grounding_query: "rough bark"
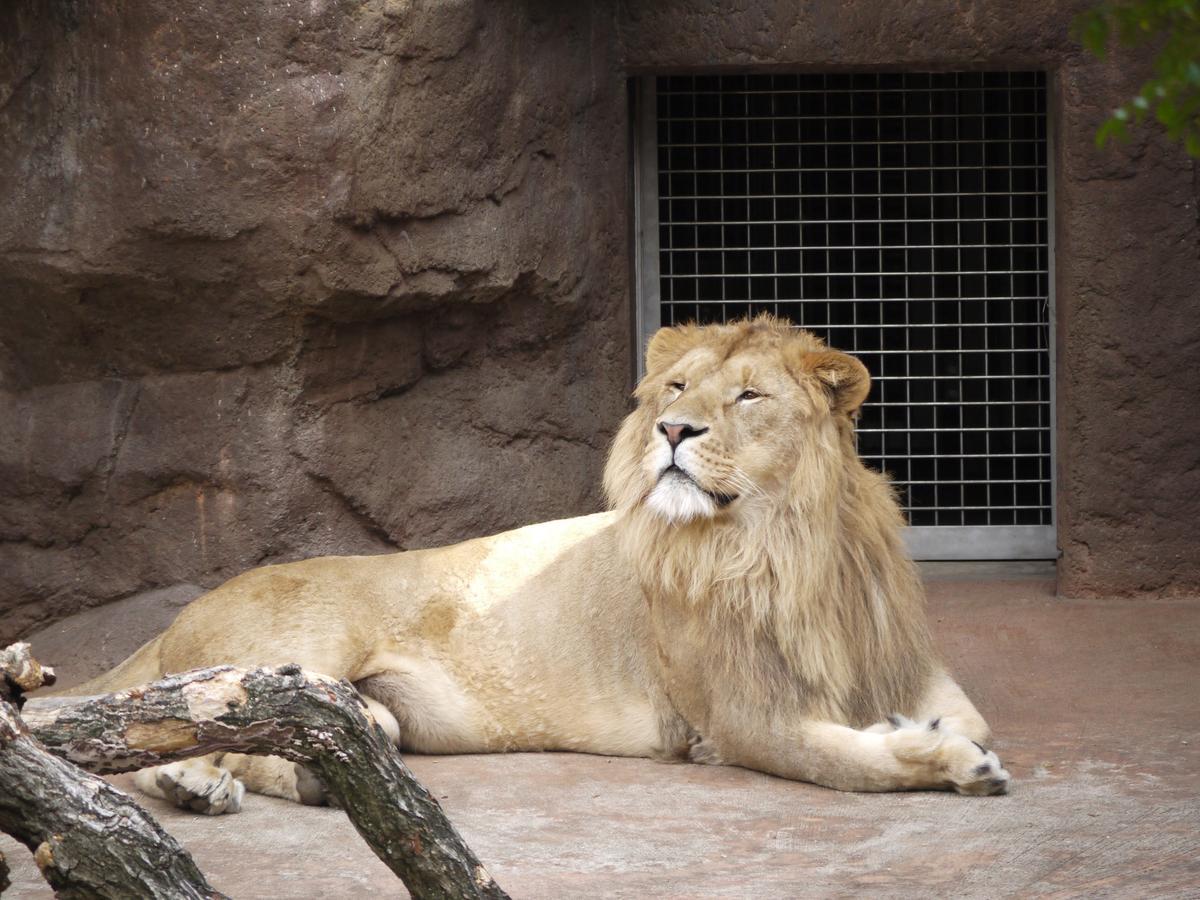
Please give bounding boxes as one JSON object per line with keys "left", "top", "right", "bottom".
{"left": 24, "top": 664, "right": 509, "bottom": 900}
{"left": 0, "top": 848, "right": 10, "bottom": 895}
{"left": 0, "top": 699, "right": 225, "bottom": 899}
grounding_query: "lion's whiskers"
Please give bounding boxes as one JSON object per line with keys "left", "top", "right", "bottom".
{"left": 708, "top": 461, "right": 764, "bottom": 502}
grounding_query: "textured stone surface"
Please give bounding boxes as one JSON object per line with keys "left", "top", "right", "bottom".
{"left": 1053, "top": 59, "right": 1200, "bottom": 597}
{"left": 7, "top": 572, "right": 1200, "bottom": 898}
{"left": 0, "top": 1, "right": 630, "bottom": 641}
{"left": 2, "top": 0, "right": 1199, "bottom": 641}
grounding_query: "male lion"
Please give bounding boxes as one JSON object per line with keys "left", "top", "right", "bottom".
{"left": 66, "top": 316, "right": 1009, "bottom": 813}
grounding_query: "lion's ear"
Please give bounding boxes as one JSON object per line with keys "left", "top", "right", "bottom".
{"left": 802, "top": 350, "right": 871, "bottom": 415}
{"left": 644, "top": 325, "right": 705, "bottom": 375}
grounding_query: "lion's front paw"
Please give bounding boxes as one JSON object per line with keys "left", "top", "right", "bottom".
{"left": 686, "top": 732, "right": 725, "bottom": 766}
{"left": 886, "top": 717, "right": 1010, "bottom": 796}
{"left": 946, "top": 739, "right": 1010, "bottom": 796}
{"left": 155, "top": 761, "right": 246, "bottom": 815}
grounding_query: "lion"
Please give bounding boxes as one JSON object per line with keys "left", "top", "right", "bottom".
{"left": 62, "top": 316, "right": 1009, "bottom": 814}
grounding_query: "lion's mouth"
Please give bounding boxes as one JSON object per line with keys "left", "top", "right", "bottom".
{"left": 662, "top": 464, "right": 739, "bottom": 508}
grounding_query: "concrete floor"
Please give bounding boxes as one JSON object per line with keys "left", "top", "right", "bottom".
{"left": 4, "top": 569, "right": 1200, "bottom": 898}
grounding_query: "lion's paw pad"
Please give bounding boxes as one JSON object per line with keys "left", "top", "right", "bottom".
{"left": 156, "top": 763, "right": 245, "bottom": 815}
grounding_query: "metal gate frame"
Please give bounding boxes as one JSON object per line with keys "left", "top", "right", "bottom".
{"left": 631, "top": 75, "right": 1058, "bottom": 561}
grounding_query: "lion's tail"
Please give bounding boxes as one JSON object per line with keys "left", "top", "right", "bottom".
{"left": 56, "top": 634, "right": 166, "bottom": 697}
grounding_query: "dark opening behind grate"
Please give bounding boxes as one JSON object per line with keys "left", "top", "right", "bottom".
{"left": 654, "top": 72, "right": 1052, "bottom": 527}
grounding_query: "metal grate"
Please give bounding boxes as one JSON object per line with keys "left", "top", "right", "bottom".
{"left": 640, "top": 72, "right": 1054, "bottom": 554}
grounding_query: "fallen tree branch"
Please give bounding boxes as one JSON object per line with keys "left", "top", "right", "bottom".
{"left": 24, "top": 664, "right": 509, "bottom": 900}
{"left": 0, "top": 698, "right": 225, "bottom": 899}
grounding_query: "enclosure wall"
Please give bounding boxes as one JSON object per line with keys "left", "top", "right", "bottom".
{"left": 2, "top": 1, "right": 1197, "bottom": 640}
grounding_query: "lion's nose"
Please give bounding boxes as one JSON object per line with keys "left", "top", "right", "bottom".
{"left": 658, "top": 421, "right": 709, "bottom": 448}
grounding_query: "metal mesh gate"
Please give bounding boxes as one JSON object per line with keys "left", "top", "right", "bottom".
{"left": 634, "top": 72, "right": 1055, "bottom": 559}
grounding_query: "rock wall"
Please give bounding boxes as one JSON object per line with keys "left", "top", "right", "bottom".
{"left": 2, "top": 1, "right": 1198, "bottom": 641}
{"left": 0, "top": 1, "right": 631, "bottom": 642}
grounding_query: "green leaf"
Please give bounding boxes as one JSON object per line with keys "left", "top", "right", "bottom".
{"left": 1096, "top": 117, "right": 1131, "bottom": 146}
{"left": 1156, "top": 96, "right": 1179, "bottom": 126}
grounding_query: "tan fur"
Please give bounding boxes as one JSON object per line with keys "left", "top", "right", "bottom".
{"left": 607, "top": 317, "right": 932, "bottom": 726}
{"left": 68, "top": 316, "right": 1008, "bottom": 811}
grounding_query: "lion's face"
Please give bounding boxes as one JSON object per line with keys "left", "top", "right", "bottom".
{"left": 641, "top": 341, "right": 820, "bottom": 523}
{"left": 604, "top": 317, "right": 871, "bottom": 524}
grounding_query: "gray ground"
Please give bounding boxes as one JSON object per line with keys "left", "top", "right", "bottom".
{"left": 4, "top": 566, "right": 1199, "bottom": 898}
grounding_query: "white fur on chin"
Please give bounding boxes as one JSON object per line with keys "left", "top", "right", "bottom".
{"left": 646, "top": 475, "right": 718, "bottom": 524}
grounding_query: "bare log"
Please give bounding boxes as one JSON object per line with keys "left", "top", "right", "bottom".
{"left": 0, "top": 698, "right": 226, "bottom": 899}
{"left": 24, "top": 664, "right": 510, "bottom": 900}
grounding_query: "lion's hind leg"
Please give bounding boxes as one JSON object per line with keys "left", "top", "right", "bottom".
{"left": 131, "top": 692, "right": 403, "bottom": 813}
{"left": 220, "top": 753, "right": 343, "bottom": 806}
{"left": 361, "top": 695, "right": 402, "bottom": 745}
{"left": 134, "top": 755, "right": 246, "bottom": 815}
{"left": 136, "top": 754, "right": 337, "bottom": 812}
{"left": 355, "top": 658, "right": 486, "bottom": 753}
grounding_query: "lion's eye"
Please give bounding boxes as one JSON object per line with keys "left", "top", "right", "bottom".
{"left": 737, "top": 389, "right": 761, "bottom": 402}
{"left": 668, "top": 382, "right": 686, "bottom": 392}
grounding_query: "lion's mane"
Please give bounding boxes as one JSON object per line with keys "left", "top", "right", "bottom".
{"left": 602, "top": 317, "right": 936, "bottom": 727}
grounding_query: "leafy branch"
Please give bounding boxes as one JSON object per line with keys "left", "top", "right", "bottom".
{"left": 1074, "top": 0, "right": 1200, "bottom": 156}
